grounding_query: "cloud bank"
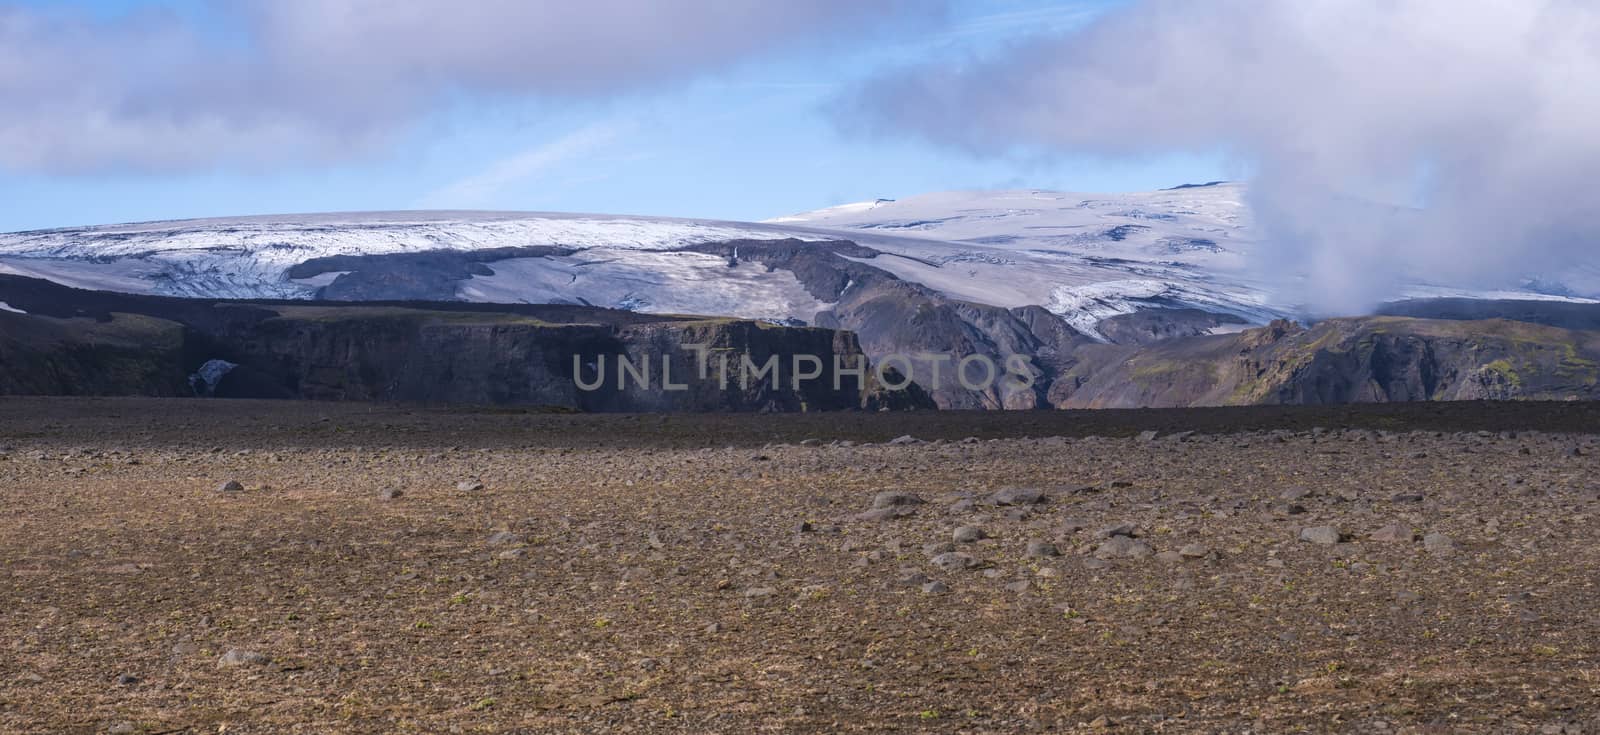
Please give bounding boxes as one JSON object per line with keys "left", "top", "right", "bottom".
{"left": 841, "top": 0, "right": 1600, "bottom": 313}
{"left": 0, "top": 0, "right": 937, "bottom": 173}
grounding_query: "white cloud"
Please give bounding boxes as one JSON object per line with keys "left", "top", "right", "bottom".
{"left": 0, "top": 0, "right": 940, "bottom": 173}
{"left": 841, "top": 0, "right": 1600, "bottom": 313}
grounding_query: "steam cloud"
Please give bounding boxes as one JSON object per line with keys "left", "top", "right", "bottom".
{"left": 840, "top": 0, "right": 1600, "bottom": 313}
{"left": 0, "top": 0, "right": 936, "bottom": 173}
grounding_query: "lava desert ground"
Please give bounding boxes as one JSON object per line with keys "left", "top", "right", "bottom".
{"left": 2, "top": 398, "right": 1600, "bottom": 733}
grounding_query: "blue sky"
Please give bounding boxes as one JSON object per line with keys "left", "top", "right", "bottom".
{"left": 0, "top": 0, "right": 1228, "bottom": 231}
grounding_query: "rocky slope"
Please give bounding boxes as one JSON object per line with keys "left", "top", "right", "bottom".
{"left": 1054, "top": 317, "right": 1600, "bottom": 408}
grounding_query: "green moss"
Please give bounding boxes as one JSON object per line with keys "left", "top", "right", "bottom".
{"left": 1482, "top": 359, "right": 1523, "bottom": 387}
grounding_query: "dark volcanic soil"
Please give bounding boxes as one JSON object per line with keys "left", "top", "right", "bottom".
{"left": 2, "top": 399, "right": 1599, "bottom": 733}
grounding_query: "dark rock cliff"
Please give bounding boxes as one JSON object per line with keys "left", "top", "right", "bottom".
{"left": 0, "top": 275, "right": 927, "bottom": 411}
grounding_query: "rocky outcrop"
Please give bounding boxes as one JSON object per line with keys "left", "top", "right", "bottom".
{"left": 1053, "top": 317, "right": 1600, "bottom": 408}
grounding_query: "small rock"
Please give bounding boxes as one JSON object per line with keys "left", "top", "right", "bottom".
{"left": 1369, "top": 524, "right": 1415, "bottom": 543}
{"left": 887, "top": 435, "right": 921, "bottom": 446}
{"left": 1057, "top": 519, "right": 1089, "bottom": 535}
{"left": 895, "top": 570, "right": 931, "bottom": 587}
{"left": 1096, "top": 523, "right": 1143, "bottom": 539}
{"left": 1390, "top": 492, "right": 1425, "bottom": 503}
{"left": 952, "top": 525, "right": 988, "bottom": 543}
{"left": 923, "top": 541, "right": 957, "bottom": 556}
{"left": 1279, "top": 486, "right": 1314, "bottom": 501}
{"left": 1178, "top": 543, "right": 1210, "bottom": 559}
{"left": 1298, "top": 526, "right": 1343, "bottom": 546}
{"left": 1003, "top": 580, "right": 1031, "bottom": 593}
{"left": 1025, "top": 540, "right": 1060, "bottom": 558}
{"left": 218, "top": 649, "right": 270, "bottom": 668}
{"left": 1093, "top": 536, "right": 1153, "bottom": 559}
{"left": 794, "top": 521, "right": 815, "bottom": 533}
{"left": 1422, "top": 532, "right": 1458, "bottom": 555}
{"left": 989, "top": 487, "right": 1046, "bottom": 506}
{"left": 457, "top": 480, "right": 485, "bottom": 492}
{"left": 1136, "top": 430, "right": 1159, "bottom": 442}
{"left": 930, "top": 551, "right": 978, "bottom": 572}
{"left": 379, "top": 487, "right": 404, "bottom": 500}
{"left": 855, "top": 507, "right": 914, "bottom": 522}
{"left": 921, "top": 581, "right": 950, "bottom": 594}
{"left": 215, "top": 480, "right": 244, "bottom": 493}
{"left": 496, "top": 548, "right": 526, "bottom": 560}
{"left": 1154, "top": 551, "right": 1184, "bottom": 564}
{"left": 743, "top": 586, "right": 777, "bottom": 599}
{"left": 871, "top": 491, "right": 926, "bottom": 510}
{"left": 115, "top": 674, "right": 139, "bottom": 686}
{"left": 486, "top": 531, "right": 522, "bottom": 546}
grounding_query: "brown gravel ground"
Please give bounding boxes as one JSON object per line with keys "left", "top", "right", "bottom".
{"left": 2, "top": 398, "right": 1600, "bottom": 733}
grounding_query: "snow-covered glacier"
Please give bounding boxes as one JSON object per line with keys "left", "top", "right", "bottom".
{"left": 0, "top": 183, "right": 1591, "bottom": 336}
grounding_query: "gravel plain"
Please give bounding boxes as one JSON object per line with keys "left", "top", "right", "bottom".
{"left": 2, "top": 398, "right": 1599, "bottom": 733}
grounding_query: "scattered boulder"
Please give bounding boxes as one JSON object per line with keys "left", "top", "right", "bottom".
{"left": 486, "top": 531, "right": 522, "bottom": 546}
{"left": 1279, "top": 486, "right": 1313, "bottom": 501}
{"left": 1096, "top": 523, "right": 1143, "bottom": 539}
{"left": 218, "top": 649, "right": 270, "bottom": 668}
{"left": 952, "top": 525, "right": 988, "bottom": 543}
{"left": 1178, "top": 543, "right": 1210, "bottom": 559}
{"left": 894, "top": 570, "right": 930, "bottom": 587}
{"left": 921, "top": 581, "right": 950, "bottom": 594}
{"left": 1369, "top": 524, "right": 1416, "bottom": 543}
{"left": 931, "top": 551, "right": 978, "bottom": 572}
{"left": 871, "top": 491, "right": 926, "bottom": 510}
{"left": 1093, "top": 536, "right": 1153, "bottom": 559}
{"left": 1298, "top": 526, "right": 1343, "bottom": 546}
{"left": 215, "top": 480, "right": 244, "bottom": 494}
{"left": 1025, "top": 540, "right": 1061, "bottom": 558}
{"left": 855, "top": 507, "right": 915, "bottom": 522}
{"left": 1423, "top": 532, "right": 1459, "bottom": 555}
{"left": 989, "top": 487, "right": 1046, "bottom": 506}
{"left": 887, "top": 435, "right": 922, "bottom": 446}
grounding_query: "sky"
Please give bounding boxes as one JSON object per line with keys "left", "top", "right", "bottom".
{"left": 0, "top": 0, "right": 1229, "bottom": 232}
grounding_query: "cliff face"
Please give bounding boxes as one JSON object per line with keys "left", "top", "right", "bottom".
{"left": 0, "top": 276, "right": 925, "bottom": 411}
{"left": 1053, "top": 317, "right": 1600, "bottom": 408}
{"left": 0, "top": 312, "right": 192, "bottom": 397}
{"left": 212, "top": 310, "right": 910, "bottom": 411}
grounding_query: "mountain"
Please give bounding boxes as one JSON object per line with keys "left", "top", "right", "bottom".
{"left": 2, "top": 184, "right": 1596, "bottom": 408}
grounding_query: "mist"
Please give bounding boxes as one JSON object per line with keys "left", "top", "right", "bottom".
{"left": 839, "top": 0, "right": 1600, "bottom": 314}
